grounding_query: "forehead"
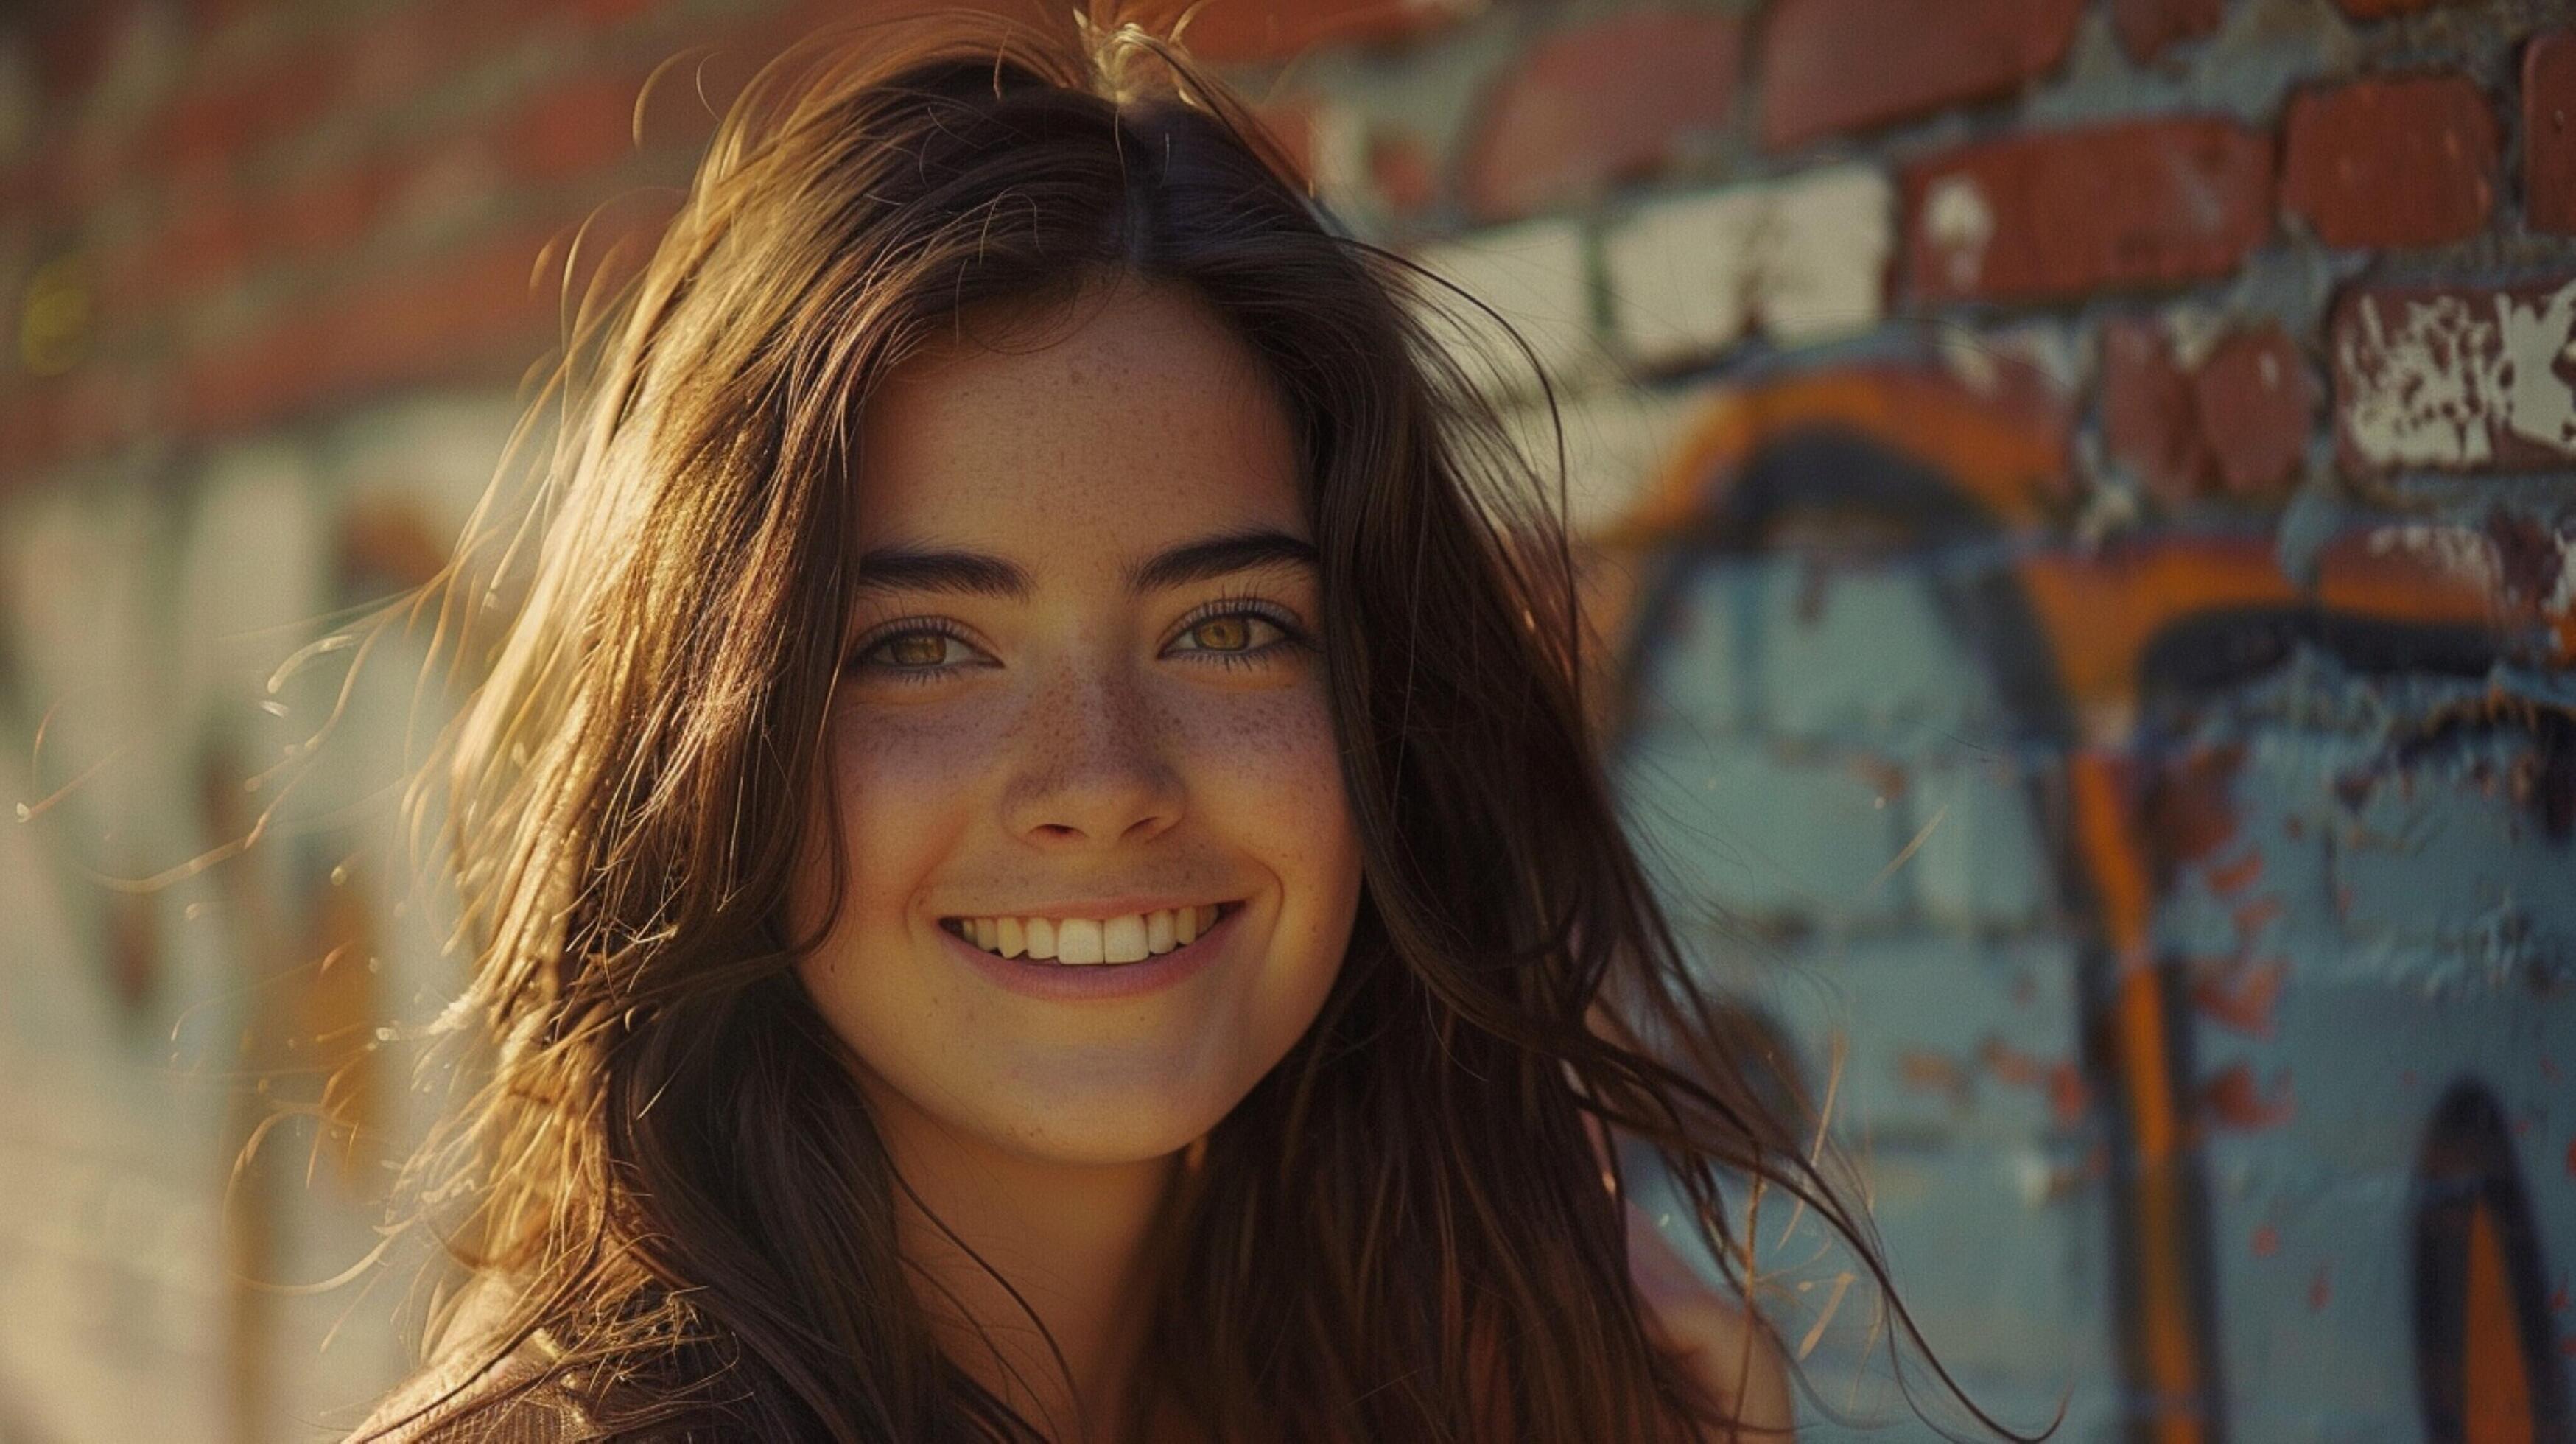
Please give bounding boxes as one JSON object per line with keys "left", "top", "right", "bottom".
{"left": 853, "top": 281, "right": 1306, "bottom": 550}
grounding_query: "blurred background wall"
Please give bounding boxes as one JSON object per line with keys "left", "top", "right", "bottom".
{"left": 2, "top": 0, "right": 2572, "bottom": 1439}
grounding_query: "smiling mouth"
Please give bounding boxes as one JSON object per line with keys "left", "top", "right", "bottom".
{"left": 939, "top": 902, "right": 1241, "bottom": 965}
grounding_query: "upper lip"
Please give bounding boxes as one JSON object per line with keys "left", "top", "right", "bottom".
{"left": 938, "top": 895, "right": 1240, "bottom": 923}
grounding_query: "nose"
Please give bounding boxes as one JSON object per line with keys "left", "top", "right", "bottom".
{"left": 1003, "top": 656, "right": 1184, "bottom": 849}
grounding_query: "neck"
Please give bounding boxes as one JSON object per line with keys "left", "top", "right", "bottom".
{"left": 860, "top": 1074, "right": 1189, "bottom": 1443}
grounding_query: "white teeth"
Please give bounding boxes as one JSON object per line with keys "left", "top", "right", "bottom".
{"left": 1057, "top": 917, "right": 1105, "bottom": 964}
{"left": 1103, "top": 914, "right": 1149, "bottom": 964}
{"left": 951, "top": 905, "right": 1228, "bottom": 964}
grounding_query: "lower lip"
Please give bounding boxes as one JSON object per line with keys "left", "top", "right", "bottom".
{"left": 939, "top": 905, "right": 1243, "bottom": 1002}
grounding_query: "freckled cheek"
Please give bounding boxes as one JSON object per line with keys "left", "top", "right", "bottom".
{"left": 1171, "top": 686, "right": 1356, "bottom": 877}
{"left": 827, "top": 707, "right": 1003, "bottom": 919}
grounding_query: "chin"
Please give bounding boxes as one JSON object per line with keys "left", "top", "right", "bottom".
{"left": 1002, "top": 1124, "right": 1206, "bottom": 1169}
{"left": 799, "top": 898, "right": 1351, "bottom": 1174}
{"left": 973, "top": 1074, "right": 1241, "bottom": 1167}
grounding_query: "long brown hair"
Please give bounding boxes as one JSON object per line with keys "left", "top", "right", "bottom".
{"left": 353, "top": 7, "right": 2051, "bottom": 1440}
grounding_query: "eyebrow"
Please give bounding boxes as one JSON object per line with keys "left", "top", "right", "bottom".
{"left": 851, "top": 525, "right": 1319, "bottom": 602}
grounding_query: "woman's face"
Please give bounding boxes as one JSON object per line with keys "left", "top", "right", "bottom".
{"left": 790, "top": 278, "right": 1366, "bottom": 1168}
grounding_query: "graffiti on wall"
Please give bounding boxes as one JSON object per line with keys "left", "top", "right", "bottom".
{"left": 1593, "top": 363, "right": 2575, "bottom": 1441}
{"left": 0, "top": 421, "right": 494, "bottom": 1436}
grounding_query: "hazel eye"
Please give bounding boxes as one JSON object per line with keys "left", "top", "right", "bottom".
{"left": 879, "top": 632, "right": 954, "bottom": 668}
{"left": 1171, "top": 609, "right": 1296, "bottom": 658}
{"left": 846, "top": 620, "right": 988, "bottom": 685}
{"left": 1185, "top": 615, "right": 1260, "bottom": 652}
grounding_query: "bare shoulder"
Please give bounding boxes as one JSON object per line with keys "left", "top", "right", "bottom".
{"left": 1649, "top": 1282, "right": 1795, "bottom": 1440}
{"left": 1625, "top": 1203, "right": 1796, "bottom": 1440}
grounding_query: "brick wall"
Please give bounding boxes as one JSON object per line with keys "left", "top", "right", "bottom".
{"left": 1349, "top": 0, "right": 2575, "bottom": 1437}
{"left": 4, "top": 0, "right": 2573, "bottom": 1440}
{"left": 0, "top": 5, "right": 860, "bottom": 1437}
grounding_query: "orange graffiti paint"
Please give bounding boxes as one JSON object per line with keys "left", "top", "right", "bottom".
{"left": 2463, "top": 1203, "right": 2535, "bottom": 1444}
{"left": 2071, "top": 751, "right": 2205, "bottom": 1444}
{"left": 1599, "top": 366, "right": 2071, "bottom": 548}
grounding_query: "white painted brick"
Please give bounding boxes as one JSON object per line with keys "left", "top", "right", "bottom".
{"left": 0, "top": 484, "right": 192, "bottom": 883}
{"left": 1602, "top": 186, "right": 1762, "bottom": 368}
{"left": 2336, "top": 278, "right": 2576, "bottom": 469}
{"left": 1601, "top": 165, "right": 1892, "bottom": 369}
{"left": 324, "top": 390, "right": 530, "bottom": 553}
{"left": 1756, "top": 164, "right": 1892, "bottom": 346}
{"left": 179, "top": 444, "right": 329, "bottom": 647}
{"left": 1, "top": 486, "right": 161, "bottom": 736}
{"left": 1406, "top": 216, "right": 1607, "bottom": 400}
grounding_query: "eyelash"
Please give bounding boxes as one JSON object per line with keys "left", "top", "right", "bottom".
{"left": 846, "top": 592, "right": 1311, "bottom": 687}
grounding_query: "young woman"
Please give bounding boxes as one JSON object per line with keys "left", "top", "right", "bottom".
{"left": 346, "top": 7, "right": 2032, "bottom": 1440}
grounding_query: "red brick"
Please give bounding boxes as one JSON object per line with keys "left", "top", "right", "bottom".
{"left": 178, "top": 317, "right": 319, "bottom": 437}
{"left": 155, "top": 82, "right": 264, "bottom": 183}
{"left": 1368, "top": 128, "right": 1439, "bottom": 218}
{"left": 152, "top": 189, "right": 263, "bottom": 305}
{"left": 1758, "top": 0, "right": 2082, "bottom": 152}
{"left": 154, "top": 57, "right": 342, "bottom": 188}
{"left": 2331, "top": 276, "right": 2576, "bottom": 474}
{"left": 137, "top": 139, "right": 499, "bottom": 320}
{"left": 0, "top": 153, "right": 65, "bottom": 228}
{"left": 2526, "top": 32, "right": 2576, "bottom": 236}
{"left": 1903, "top": 118, "right": 2273, "bottom": 304}
{"left": 316, "top": 0, "right": 575, "bottom": 135}
{"left": 1461, "top": 10, "right": 1741, "bottom": 222}
{"left": 29, "top": 4, "right": 125, "bottom": 105}
{"left": 801, "top": 0, "right": 1120, "bottom": 35}
{"left": 267, "top": 157, "right": 402, "bottom": 260}
{"left": 180, "top": 0, "right": 263, "bottom": 32}
{"left": 2102, "top": 318, "right": 2208, "bottom": 505}
{"left": 1156, "top": 0, "right": 1471, "bottom": 66}
{"left": 2105, "top": 318, "right": 2316, "bottom": 500}
{"left": 0, "top": 169, "right": 29, "bottom": 238}
{"left": 51, "top": 135, "right": 132, "bottom": 222}
{"left": 342, "top": 242, "right": 551, "bottom": 376}
{"left": 2193, "top": 325, "right": 2314, "bottom": 496}
{"left": 558, "top": 0, "right": 657, "bottom": 25}
{"left": 504, "top": 69, "right": 646, "bottom": 185}
{"left": 363, "top": 0, "right": 553, "bottom": 96}
{"left": 179, "top": 225, "right": 562, "bottom": 435}
{"left": 338, "top": 7, "right": 455, "bottom": 105}
{"left": 2112, "top": 0, "right": 2221, "bottom": 63}
{"left": 152, "top": 0, "right": 555, "bottom": 189}
{"left": 2282, "top": 73, "right": 2498, "bottom": 249}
